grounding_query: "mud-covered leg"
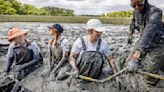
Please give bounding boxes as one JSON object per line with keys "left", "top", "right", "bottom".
{"left": 142, "top": 50, "right": 164, "bottom": 86}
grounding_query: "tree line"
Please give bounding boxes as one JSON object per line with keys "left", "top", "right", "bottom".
{"left": 102, "top": 10, "right": 133, "bottom": 18}
{"left": 0, "top": 0, "right": 74, "bottom": 16}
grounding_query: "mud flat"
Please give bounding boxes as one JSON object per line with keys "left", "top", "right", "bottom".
{"left": 0, "top": 22, "right": 163, "bottom": 92}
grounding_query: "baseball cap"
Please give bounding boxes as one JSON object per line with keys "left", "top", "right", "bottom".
{"left": 86, "top": 19, "right": 105, "bottom": 32}
{"left": 48, "top": 24, "right": 64, "bottom": 33}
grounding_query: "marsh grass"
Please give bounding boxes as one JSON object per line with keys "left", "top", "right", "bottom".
{"left": 0, "top": 15, "right": 163, "bottom": 25}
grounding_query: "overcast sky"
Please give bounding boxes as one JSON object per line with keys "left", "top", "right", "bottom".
{"left": 16, "top": 0, "right": 164, "bottom": 15}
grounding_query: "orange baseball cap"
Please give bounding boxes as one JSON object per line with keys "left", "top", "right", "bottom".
{"left": 8, "top": 27, "right": 27, "bottom": 42}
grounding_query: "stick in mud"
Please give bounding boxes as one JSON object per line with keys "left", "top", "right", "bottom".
{"left": 101, "top": 68, "right": 127, "bottom": 83}
{"left": 137, "top": 70, "right": 164, "bottom": 80}
{"left": 66, "top": 68, "right": 127, "bottom": 83}
{"left": 67, "top": 67, "right": 164, "bottom": 84}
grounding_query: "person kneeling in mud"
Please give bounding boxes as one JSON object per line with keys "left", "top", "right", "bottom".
{"left": 70, "top": 19, "right": 117, "bottom": 81}
{"left": 42, "top": 24, "right": 71, "bottom": 81}
{"left": 4, "top": 28, "right": 43, "bottom": 81}
{"left": 126, "top": 0, "right": 164, "bottom": 86}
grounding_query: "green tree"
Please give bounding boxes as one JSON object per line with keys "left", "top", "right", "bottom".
{"left": 38, "top": 8, "right": 49, "bottom": 15}
{"left": 0, "top": 1, "right": 17, "bottom": 14}
{"left": 23, "top": 4, "right": 39, "bottom": 15}
{"left": 102, "top": 10, "right": 133, "bottom": 18}
{"left": 42, "top": 7, "right": 74, "bottom": 16}
{"left": 0, "top": 0, "right": 75, "bottom": 16}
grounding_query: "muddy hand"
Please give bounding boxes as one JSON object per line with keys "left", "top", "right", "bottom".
{"left": 127, "top": 58, "right": 139, "bottom": 72}
{"left": 71, "top": 69, "right": 79, "bottom": 78}
{"left": 15, "top": 65, "right": 24, "bottom": 72}
{"left": 1, "top": 71, "right": 9, "bottom": 78}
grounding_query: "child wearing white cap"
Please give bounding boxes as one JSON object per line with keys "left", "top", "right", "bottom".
{"left": 69, "top": 19, "right": 117, "bottom": 80}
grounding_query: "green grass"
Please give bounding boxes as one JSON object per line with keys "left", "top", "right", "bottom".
{"left": 0, "top": 15, "right": 132, "bottom": 25}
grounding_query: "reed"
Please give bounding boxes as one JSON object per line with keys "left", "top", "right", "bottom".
{"left": 2, "top": 15, "right": 164, "bottom": 25}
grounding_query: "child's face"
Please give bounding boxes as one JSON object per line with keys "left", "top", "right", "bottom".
{"left": 14, "top": 35, "right": 26, "bottom": 44}
{"left": 49, "top": 28, "right": 59, "bottom": 35}
{"left": 91, "top": 29, "right": 102, "bottom": 40}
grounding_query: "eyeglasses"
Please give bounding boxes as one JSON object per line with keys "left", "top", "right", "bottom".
{"left": 131, "top": 3, "right": 144, "bottom": 8}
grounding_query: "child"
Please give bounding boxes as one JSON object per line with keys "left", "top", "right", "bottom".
{"left": 42, "top": 24, "right": 71, "bottom": 80}
{"left": 4, "top": 27, "right": 43, "bottom": 80}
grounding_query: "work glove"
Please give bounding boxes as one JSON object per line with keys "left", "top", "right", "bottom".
{"left": 127, "top": 57, "right": 139, "bottom": 72}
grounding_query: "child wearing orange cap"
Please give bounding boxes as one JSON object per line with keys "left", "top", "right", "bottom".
{"left": 4, "top": 27, "right": 43, "bottom": 80}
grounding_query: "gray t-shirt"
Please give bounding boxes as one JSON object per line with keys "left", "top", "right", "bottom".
{"left": 7, "top": 42, "right": 41, "bottom": 59}
{"left": 71, "top": 36, "right": 112, "bottom": 57}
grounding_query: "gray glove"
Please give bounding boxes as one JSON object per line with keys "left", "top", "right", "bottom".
{"left": 127, "top": 58, "right": 139, "bottom": 72}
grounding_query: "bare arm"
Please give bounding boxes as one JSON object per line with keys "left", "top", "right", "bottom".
{"left": 48, "top": 40, "right": 53, "bottom": 68}
{"left": 107, "top": 55, "right": 117, "bottom": 73}
{"left": 16, "top": 42, "right": 43, "bottom": 71}
{"left": 48, "top": 47, "right": 53, "bottom": 68}
{"left": 51, "top": 50, "right": 68, "bottom": 74}
{"left": 69, "top": 52, "right": 78, "bottom": 69}
{"left": 5, "top": 44, "right": 14, "bottom": 73}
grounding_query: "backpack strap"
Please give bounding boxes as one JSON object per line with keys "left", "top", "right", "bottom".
{"left": 96, "top": 39, "right": 101, "bottom": 51}
{"left": 81, "top": 38, "right": 87, "bottom": 51}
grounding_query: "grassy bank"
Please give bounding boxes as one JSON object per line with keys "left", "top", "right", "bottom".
{"left": 0, "top": 15, "right": 131, "bottom": 25}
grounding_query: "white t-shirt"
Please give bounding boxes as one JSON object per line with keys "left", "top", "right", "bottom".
{"left": 49, "top": 37, "right": 70, "bottom": 52}
{"left": 71, "top": 36, "right": 112, "bottom": 57}
{"left": 59, "top": 38, "right": 70, "bottom": 51}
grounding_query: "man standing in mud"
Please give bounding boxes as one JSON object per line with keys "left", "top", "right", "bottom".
{"left": 127, "top": 0, "right": 164, "bottom": 85}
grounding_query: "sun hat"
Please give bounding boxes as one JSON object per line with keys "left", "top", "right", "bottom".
{"left": 86, "top": 19, "right": 105, "bottom": 32}
{"left": 8, "top": 27, "right": 27, "bottom": 42}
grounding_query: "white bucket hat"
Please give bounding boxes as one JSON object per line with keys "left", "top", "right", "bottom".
{"left": 86, "top": 19, "right": 105, "bottom": 32}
